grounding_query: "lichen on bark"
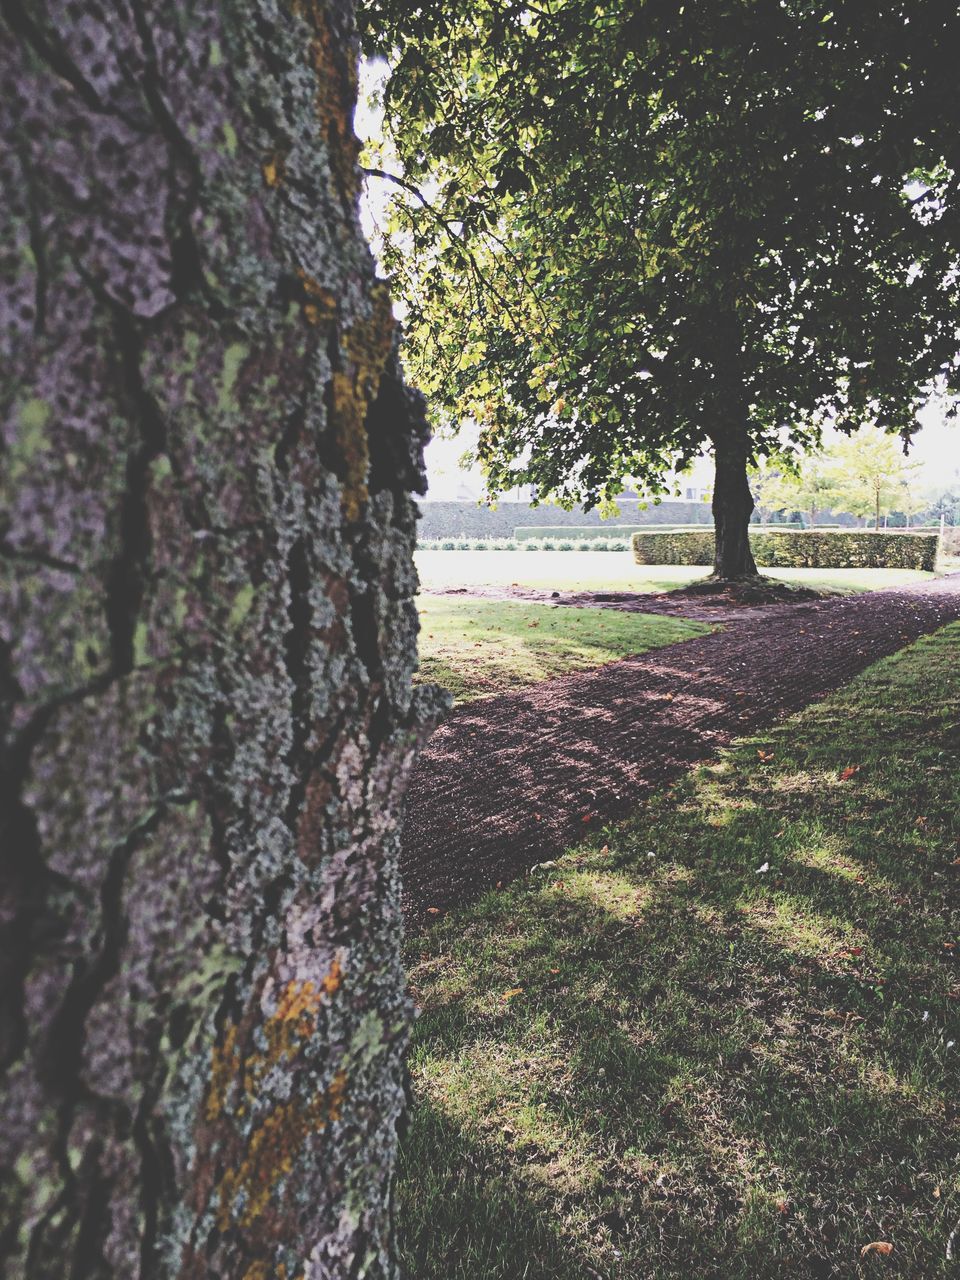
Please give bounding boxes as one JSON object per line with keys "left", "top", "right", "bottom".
{"left": 0, "top": 1, "right": 442, "bottom": 1276}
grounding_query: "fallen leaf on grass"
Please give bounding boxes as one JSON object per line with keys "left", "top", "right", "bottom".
{"left": 839, "top": 765, "right": 861, "bottom": 781}
{"left": 757, "top": 749, "right": 775, "bottom": 762}
{"left": 503, "top": 988, "right": 524, "bottom": 1001}
{"left": 426, "top": 907, "right": 441, "bottom": 916}
{"left": 859, "top": 1242, "right": 893, "bottom": 1258}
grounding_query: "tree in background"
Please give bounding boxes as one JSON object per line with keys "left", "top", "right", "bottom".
{"left": 751, "top": 457, "right": 836, "bottom": 527}
{"left": 359, "top": 0, "right": 960, "bottom": 580}
{"left": 0, "top": 1, "right": 440, "bottom": 1275}
{"left": 925, "top": 484, "right": 960, "bottom": 526}
{"left": 755, "top": 430, "right": 925, "bottom": 527}
{"left": 824, "top": 431, "right": 923, "bottom": 529}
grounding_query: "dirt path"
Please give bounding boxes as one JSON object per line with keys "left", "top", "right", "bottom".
{"left": 401, "top": 575, "right": 960, "bottom": 916}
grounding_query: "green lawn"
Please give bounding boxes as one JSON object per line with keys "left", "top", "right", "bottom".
{"left": 398, "top": 624, "right": 960, "bottom": 1279}
{"left": 416, "top": 548, "right": 937, "bottom": 596}
{"left": 417, "top": 598, "right": 710, "bottom": 702}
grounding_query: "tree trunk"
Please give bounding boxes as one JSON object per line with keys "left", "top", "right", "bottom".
{"left": 0, "top": 3, "right": 442, "bottom": 1276}
{"left": 710, "top": 426, "right": 759, "bottom": 579}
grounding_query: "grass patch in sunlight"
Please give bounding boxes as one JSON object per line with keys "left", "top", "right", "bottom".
{"left": 398, "top": 624, "right": 960, "bottom": 1279}
{"left": 415, "top": 548, "right": 937, "bottom": 595}
{"left": 416, "top": 598, "right": 710, "bottom": 702}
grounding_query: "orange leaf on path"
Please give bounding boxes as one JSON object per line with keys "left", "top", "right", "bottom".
{"left": 839, "top": 765, "right": 861, "bottom": 781}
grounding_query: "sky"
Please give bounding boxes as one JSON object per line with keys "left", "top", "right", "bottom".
{"left": 419, "top": 412, "right": 960, "bottom": 504}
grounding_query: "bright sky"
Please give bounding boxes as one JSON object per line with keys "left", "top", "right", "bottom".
{"left": 420, "top": 414, "right": 960, "bottom": 504}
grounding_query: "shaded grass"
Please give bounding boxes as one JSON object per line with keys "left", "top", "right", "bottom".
{"left": 415, "top": 549, "right": 938, "bottom": 595}
{"left": 416, "top": 598, "right": 710, "bottom": 702}
{"left": 398, "top": 625, "right": 960, "bottom": 1279}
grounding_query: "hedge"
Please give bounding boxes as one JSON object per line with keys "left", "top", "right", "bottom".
{"left": 516, "top": 522, "right": 800, "bottom": 542}
{"left": 631, "top": 529, "right": 939, "bottom": 571}
{"left": 417, "top": 535, "right": 634, "bottom": 552}
{"left": 515, "top": 524, "right": 693, "bottom": 542}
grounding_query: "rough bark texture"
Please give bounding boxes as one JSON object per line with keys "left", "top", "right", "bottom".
{"left": 0, "top": 2, "right": 441, "bottom": 1275}
{"left": 710, "top": 427, "right": 759, "bottom": 579}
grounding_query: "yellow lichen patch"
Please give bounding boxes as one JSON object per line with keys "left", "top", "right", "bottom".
{"left": 321, "top": 955, "right": 343, "bottom": 996}
{"left": 297, "top": 268, "right": 338, "bottom": 327}
{"left": 275, "top": 978, "right": 325, "bottom": 1025}
{"left": 262, "top": 154, "right": 286, "bottom": 188}
{"left": 327, "top": 1068, "right": 348, "bottom": 1123}
{"left": 329, "top": 281, "right": 396, "bottom": 521}
{"left": 206, "top": 1024, "right": 242, "bottom": 1122}
{"left": 204, "top": 964, "right": 344, "bottom": 1125}
{"left": 343, "top": 282, "right": 394, "bottom": 390}
{"left": 216, "top": 1074, "right": 350, "bottom": 1230}
{"left": 291, "top": 0, "right": 361, "bottom": 209}
{"left": 329, "top": 372, "right": 370, "bottom": 521}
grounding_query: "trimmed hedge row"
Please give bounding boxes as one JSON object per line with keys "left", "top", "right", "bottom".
{"left": 418, "top": 536, "right": 633, "bottom": 552}
{"left": 515, "top": 522, "right": 800, "bottom": 542}
{"left": 631, "top": 531, "right": 715, "bottom": 565}
{"left": 516, "top": 524, "right": 694, "bottom": 542}
{"left": 631, "top": 529, "right": 939, "bottom": 571}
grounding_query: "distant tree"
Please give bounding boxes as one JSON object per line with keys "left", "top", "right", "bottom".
{"left": 752, "top": 457, "right": 836, "bottom": 527}
{"left": 359, "top": 0, "right": 960, "bottom": 580}
{"left": 925, "top": 484, "right": 960, "bottom": 525}
{"left": 824, "top": 430, "right": 922, "bottom": 529}
{"left": 895, "top": 482, "right": 931, "bottom": 529}
{"left": 0, "top": 1, "right": 439, "bottom": 1275}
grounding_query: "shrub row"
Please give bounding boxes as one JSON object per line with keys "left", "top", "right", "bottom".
{"left": 631, "top": 529, "right": 939, "bottom": 571}
{"left": 515, "top": 522, "right": 802, "bottom": 542}
{"left": 515, "top": 524, "right": 703, "bottom": 542}
{"left": 418, "top": 536, "right": 633, "bottom": 553}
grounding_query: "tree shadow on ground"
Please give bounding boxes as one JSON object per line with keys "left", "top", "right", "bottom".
{"left": 397, "top": 627, "right": 960, "bottom": 1279}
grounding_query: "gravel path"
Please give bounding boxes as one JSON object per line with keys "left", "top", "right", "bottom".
{"left": 401, "top": 575, "right": 960, "bottom": 915}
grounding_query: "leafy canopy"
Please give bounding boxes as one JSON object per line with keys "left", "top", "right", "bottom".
{"left": 359, "top": 0, "right": 960, "bottom": 507}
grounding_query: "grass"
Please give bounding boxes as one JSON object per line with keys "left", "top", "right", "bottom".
{"left": 416, "top": 598, "right": 711, "bottom": 702}
{"left": 416, "top": 549, "right": 938, "bottom": 595}
{"left": 398, "top": 624, "right": 960, "bottom": 1278}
